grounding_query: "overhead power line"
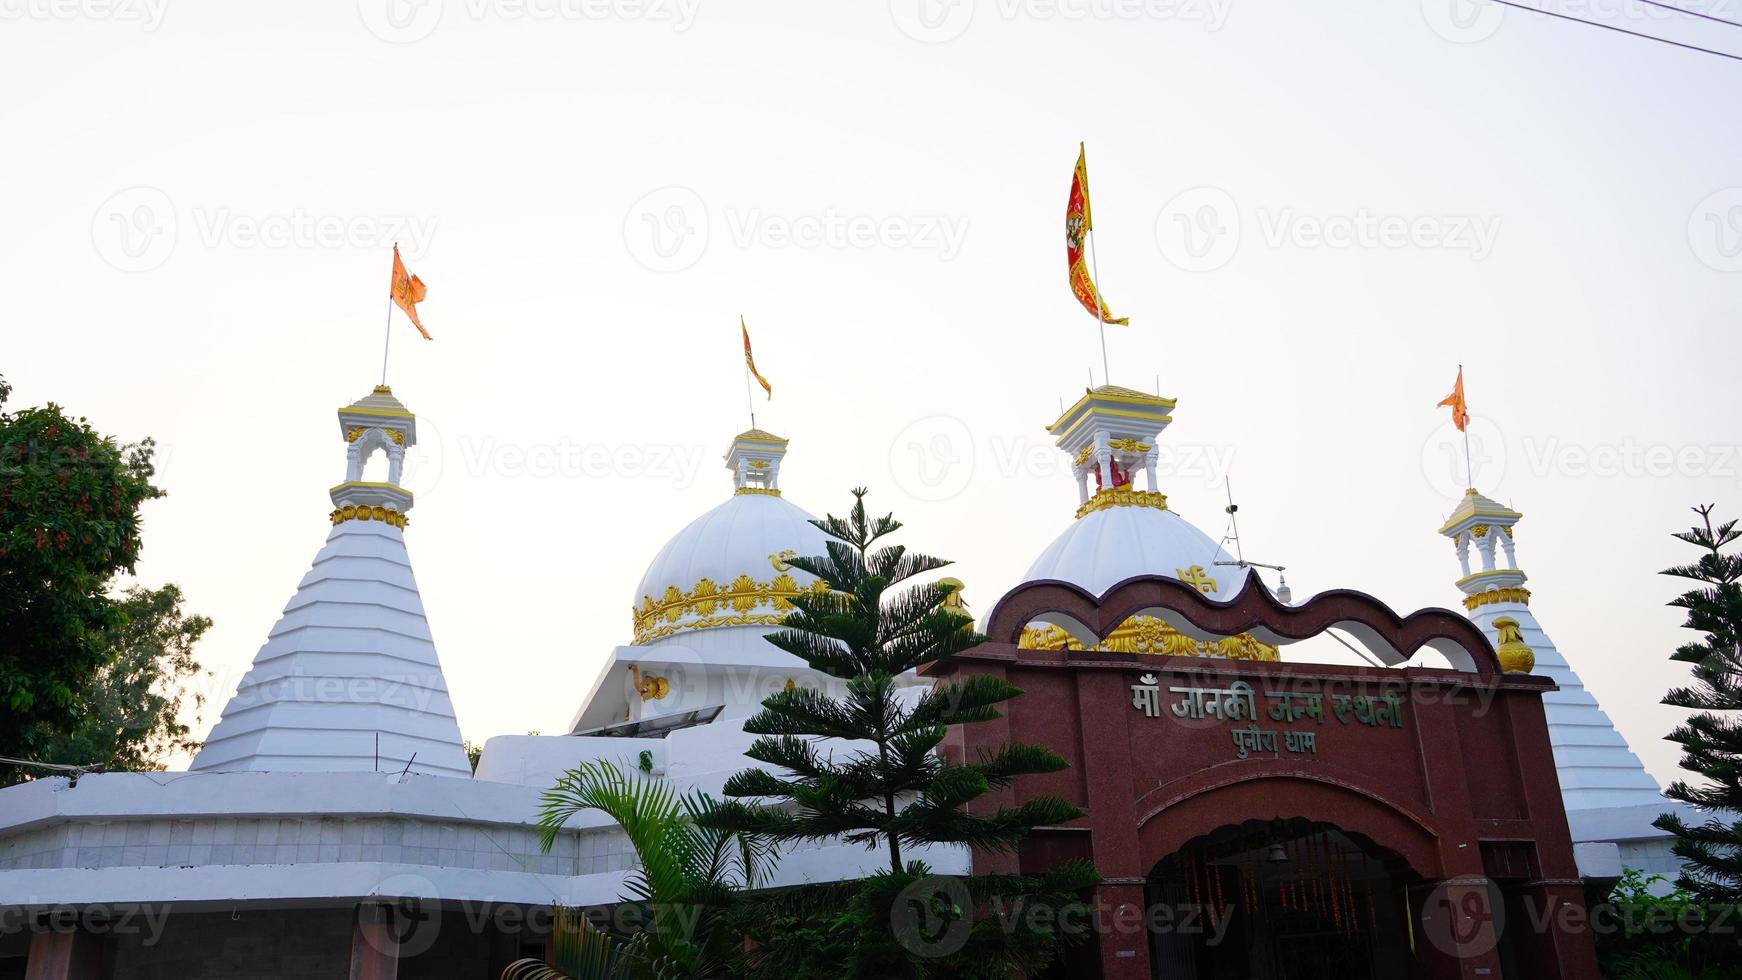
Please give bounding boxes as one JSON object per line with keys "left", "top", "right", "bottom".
{"left": 1634, "top": 0, "right": 1742, "bottom": 30}
{"left": 1488, "top": 0, "right": 1742, "bottom": 62}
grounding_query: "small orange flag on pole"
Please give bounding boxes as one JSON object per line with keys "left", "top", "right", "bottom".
{"left": 1437, "top": 365, "right": 1470, "bottom": 432}
{"left": 390, "top": 244, "right": 430, "bottom": 340}
{"left": 1438, "top": 365, "right": 1475, "bottom": 490}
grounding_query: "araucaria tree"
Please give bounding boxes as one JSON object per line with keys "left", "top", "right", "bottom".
{"left": 705, "top": 488, "right": 1094, "bottom": 976}
{"left": 1655, "top": 505, "right": 1742, "bottom": 901}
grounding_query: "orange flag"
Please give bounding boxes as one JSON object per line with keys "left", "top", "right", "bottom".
{"left": 1066, "top": 143, "right": 1128, "bottom": 326}
{"left": 1438, "top": 366, "right": 1470, "bottom": 432}
{"left": 742, "top": 317, "right": 771, "bottom": 399}
{"left": 390, "top": 245, "right": 430, "bottom": 340}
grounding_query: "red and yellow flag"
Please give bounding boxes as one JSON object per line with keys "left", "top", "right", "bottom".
{"left": 1067, "top": 144, "right": 1128, "bottom": 326}
{"left": 1438, "top": 366, "right": 1470, "bottom": 432}
{"left": 390, "top": 245, "right": 430, "bottom": 340}
{"left": 742, "top": 316, "right": 771, "bottom": 399}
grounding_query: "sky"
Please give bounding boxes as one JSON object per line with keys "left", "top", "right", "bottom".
{"left": 4, "top": 0, "right": 1742, "bottom": 787}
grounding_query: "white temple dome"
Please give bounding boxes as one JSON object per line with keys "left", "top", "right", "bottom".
{"left": 1019, "top": 384, "right": 1249, "bottom": 601}
{"left": 1023, "top": 501, "right": 1248, "bottom": 600}
{"left": 629, "top": 429, "right": 831, "bottom": 647}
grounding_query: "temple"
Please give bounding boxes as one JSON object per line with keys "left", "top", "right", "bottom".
{"left": 1438, "top": 487, "right": 1689, "bottom": 881}
{"left": 0, "top": 371, "right": 1686, "bottom": 979}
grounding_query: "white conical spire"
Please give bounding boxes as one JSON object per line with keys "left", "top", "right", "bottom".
{"left": 190, "top": 386, "right": 470, "bottom": 778}
{"left": 1441, "top": 489, "right": 1663, "bottom": 811}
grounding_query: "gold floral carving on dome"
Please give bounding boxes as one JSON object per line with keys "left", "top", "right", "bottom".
{"left": 735, "top": 487, "right": 782, "bottom": 497}
{"left": 635, "top": 613, "right": 789, "bottom": 644}
{"left": 632, "top": 573, "right": 829, "bottom": 644}
{"left": 1075, "top": 488, "right": 1168, "bottom": 520}
{"left": 770, "top": 550, "right": 797, "bottom": 572}
{"left": 1019, "top": 616, "right": 1279, "bottom": 662}
{"left": 328, "top": 505, "right": 409, "bottom": 529}
{"left": 1464, "top": 587, "right": 1531, "bottom": 611}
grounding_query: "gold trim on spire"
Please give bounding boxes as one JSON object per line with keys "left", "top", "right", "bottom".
{"left": 1075, "top": 488, "right": 1168, "bottom": 520}
{"left": 329, "top": 505, "right": 409, "bottom": 529}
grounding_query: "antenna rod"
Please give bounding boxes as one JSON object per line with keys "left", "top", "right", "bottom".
{"left": 1224, "top": 478, "right": 1246, "bottom": 565}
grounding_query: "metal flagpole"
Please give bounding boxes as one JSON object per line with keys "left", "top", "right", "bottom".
{"left": 744, "top": 361, "right": 757, "bottom": 430}
{"left": 1088, "top": 227, "right": 1110, "bottom": 387}
{"left": 742, "top": 320, "right": 757, "bottom": 429}
{"left": 381, "top": 244, "right": 398, "bottom": 386}
{"left": 380, "top": 292, "right": 394, "bottom": 386}
{"left": 1463, "top": 427, "right": 1474, "bottom": 490}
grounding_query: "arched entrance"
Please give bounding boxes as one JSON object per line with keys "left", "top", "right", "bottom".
{"left": 1146, "top": 819, "right": 1415, "bottom": 980}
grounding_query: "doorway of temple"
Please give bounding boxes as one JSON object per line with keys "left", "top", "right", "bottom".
{"left": 1146, "top": 818, "right": 1416, "bottom": 980}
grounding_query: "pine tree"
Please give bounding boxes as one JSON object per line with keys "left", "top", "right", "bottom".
{"left": 704, "top": 489, "right": 1094, "bottom": 977}
{"left": 1654, "top": 504, "right": 1742, "bottom": 902}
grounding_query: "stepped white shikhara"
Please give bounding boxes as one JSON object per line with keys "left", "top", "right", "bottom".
{"left": 190, "top": 386, "right": 470, "bottom": 778}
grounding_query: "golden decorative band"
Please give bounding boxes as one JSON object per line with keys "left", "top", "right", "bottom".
{"left": 1465, "top": 587, "right": 1530, "bottom": 611}
{"left": 633, "top": 572, "right": 829, "bottom": 644}
{"left": 1076, "top": 488, "right": 1168, "bottom": 520}
{"left": 345, "top": 427, "right": 405, "bottom": 445}
{"left": 1021, "top": 616, "right": 1279, "bottom": 662}
{"left": 735, "top": 487, "right": 782, "bottom": 497}
{"left": 329, "top": 505, "right": 409, "bottom": 529}
{"left": 635, "top": 613, "right": 789, "bottom": 644}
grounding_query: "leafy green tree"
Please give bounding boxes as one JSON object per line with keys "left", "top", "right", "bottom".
{"left": 503, "top": 759, "right": 777, "bottom": 979}
{"left": 0, "top": 377, "right": 163, "bottom": 766}
{"left": 13, "top": 584, "right": 209, "bottom": 782}
{"left": 704, "top": 488, "right": 1095, "bottom": 978}
{"left": 1654, "top": 505, "right": 1742, "bottom": 902}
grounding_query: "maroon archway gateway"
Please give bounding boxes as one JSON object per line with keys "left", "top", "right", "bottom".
{"left": 926, "top": 575, "right": 1600, "bottom": 980}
